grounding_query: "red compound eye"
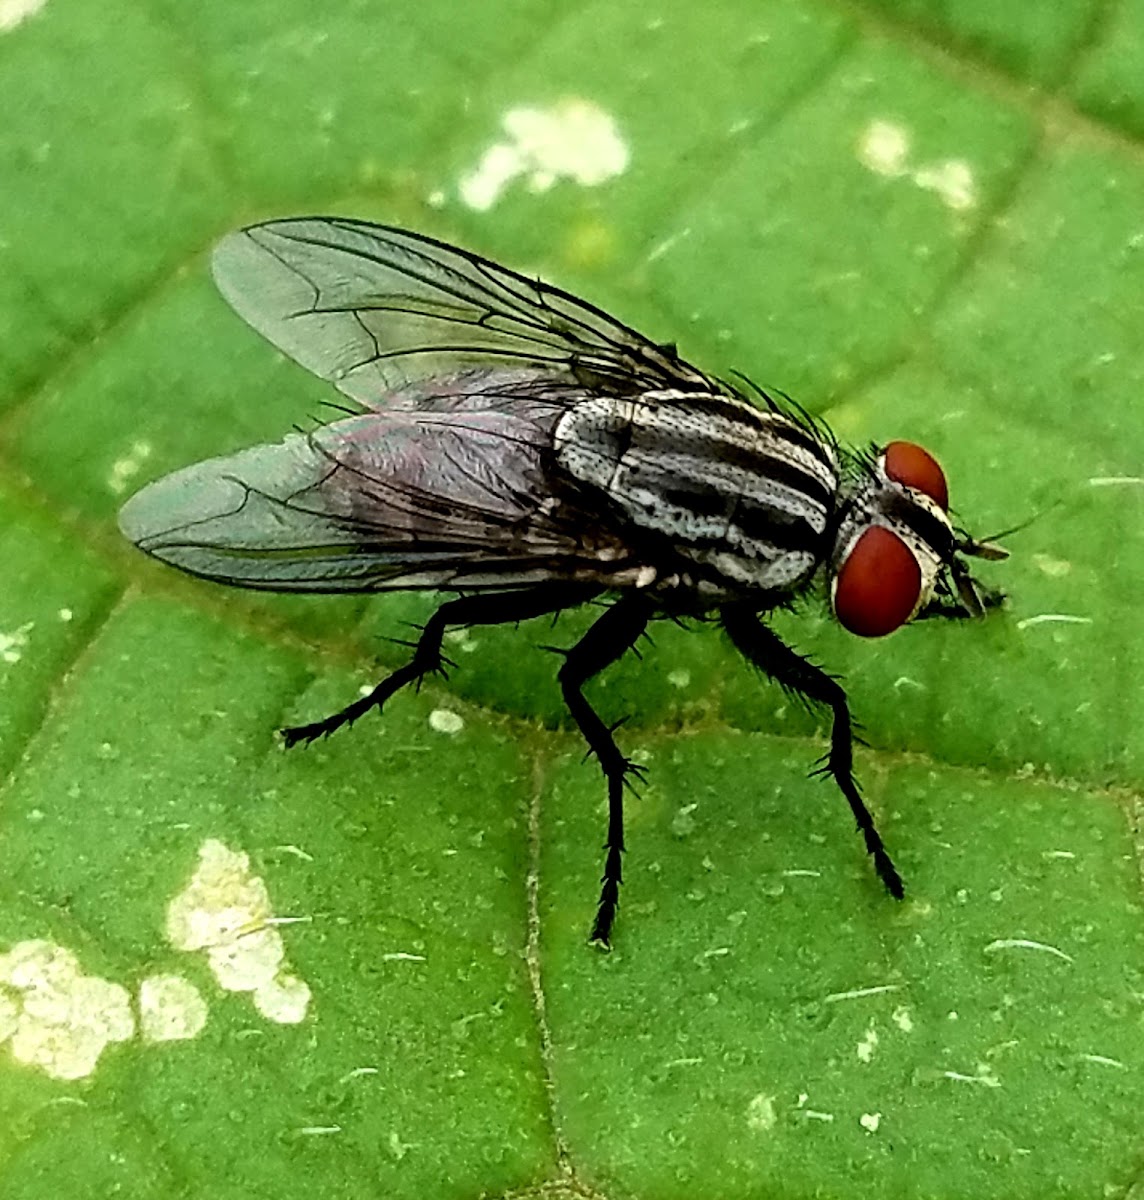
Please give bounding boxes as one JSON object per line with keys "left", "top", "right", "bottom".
{"left": 834, "top": 526, "right": 922, "bottom": 638}
{"left": 884, "top": 441, "right": 948, "bottom": 510}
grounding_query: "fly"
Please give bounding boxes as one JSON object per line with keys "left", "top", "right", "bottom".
{"left": 118, "top": 217, "right": 1008, "bottom": 948}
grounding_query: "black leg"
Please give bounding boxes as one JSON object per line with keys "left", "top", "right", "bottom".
{"left": 721, "top": 603, "right": 904, "bottom": 899}
{"left": 557, "top": 594, "right": 655, "bottom": 948}
{"left": 917, "top": 583, "right": 1005, "bottom": 621}
{"left": 282, "top": 585, "right": 600, "bottom": 747}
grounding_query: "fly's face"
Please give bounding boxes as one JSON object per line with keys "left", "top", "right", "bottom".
{"left": 830, "top": 441, "right": 956, "bottom": 637}
{"left": 829, "top": 440, "right": 1008, "bottom": 637}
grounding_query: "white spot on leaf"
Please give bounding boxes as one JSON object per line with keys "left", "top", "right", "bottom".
{"left": 109, "top": 440, "right": 152, "bottom": 495}
{"left": 429, "top": 708, "right": 464, "bottom": 734}
{"left": 892, "top": 1005, "right": 914, "bottom": 1033}
{"left": 0, "top": 940, "right": 134, "bottom": 1080}
{"left": 138, "top": 974, "right": 208, "bottom": 1042}
{"left": 0, "top": 621, "right": 33, "bottom": 665}
{"left": 860, "top": 1112, "right": 882, "bottom": 1133}
{"left": 671, "top": 802, "right": 698, "bottom": 837}
{"left": 913, "top": 160, "right": 976, "bottom": 211}
{"left": 253, "top": 972, "right": 311, "bottom": 1024}
{"left": 459, "top": 98, "right": 629, "bottom": 211}
{"left": 857, "top": 118, "right": 977, "bottom": 212}
{"left": 460, "top": 142, "right": 521, "bottom": 211}
{"left": 0, "top": 0, "right": 47, "bottom": 33}
{"left": 746, "top": 1092, "right": 777, "bottom": 1132}
{"left": 857, "top": 119, "right": 909, "bottom": 176}
{"left": 166, "top": 839, "right": 311, "bottom": 1024}
{"left": 857, "top": 1024, "right": 879, "bottom": 1063}
{"left": 444, "top": 628, "right": 478, "bottom": 653}
{"left": 0, "top": 990, "right": 19, "bottom": 1042}
{"left": 1032, "top": 553, "right": 1072, "bottom": 578}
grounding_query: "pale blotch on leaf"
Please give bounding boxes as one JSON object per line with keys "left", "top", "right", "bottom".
{"left": 1032, "top": 552, "right": 1072, "bottom": 578}
{"left": 429, "top": 708, "right": 464, "bottom": 735}
{"left": 913, "top": 160, "right": 976, "bottom": 211}
{"left": 856, "top": 117, "right": 977, "bottom": 212}
{"left": 253, "top": 973, "right": 312, "bottom": 1025}
{"left": 166, "top": 839, "right": 312, "bottom": 1024}
{"left": 0, "top": 621, "right": 33, "bottom": 665}
{"left": 0, "top": 940, "right": 134, "bottom": 1080}
{"left": 746, "top": 1092, "right": 777, "bottom": 1132}
{"left": 892, "top": 1005, "right": 915, "bottom": 1033}
{"left": 857, "top": 119, "right": 910, "bottom": 177}
{"left": 444, "top": 628, "right": 478, "bottom": 653}
{"left": 108, "top": 440, "right": 152, "bottom": 495}
{"left": 860, "top": 1112, "right": 882, "bottom": 1134}
{"left": 856, "top": 1023, "right": 879, "bottom": 1063}
{"left": 459, "top": 98, "right": 629, "bottom": 211}
{"left": 0, "top": 990, "right": 19, "bottom": 1043}
{"left": 138, "top": 974, "right": 209, "bottom": 1043}
{"left": 0, "top": 0, "right": 47, "bottom": 33}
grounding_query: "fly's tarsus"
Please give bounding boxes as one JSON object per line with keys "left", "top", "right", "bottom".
{"left": 721, "top": 603, "right": 905, "bottom": 902}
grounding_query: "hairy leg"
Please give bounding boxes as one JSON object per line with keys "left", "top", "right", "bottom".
{"left": 721, "top": 603, "right": 904, "bottom": 899}
{"left": 282, "top": 585, "right": 600, "bottom": 747}
{"left": 557, "top": 594, "right": 655, "bottom": 947}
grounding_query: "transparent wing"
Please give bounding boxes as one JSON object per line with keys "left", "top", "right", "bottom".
{"left": 211, "top": 217, "right": 717, "bottom": 409}
{"left": 118, "top": 403, "right": 630, "bottom": 593}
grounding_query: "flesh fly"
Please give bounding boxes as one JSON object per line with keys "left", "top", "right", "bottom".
{"left": 120, "top": 218, "right": 1006, "bottom": 947}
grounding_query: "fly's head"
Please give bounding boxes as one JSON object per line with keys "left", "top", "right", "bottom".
{"left": 829, "top": 441, "right": 1008, "bottom": 638}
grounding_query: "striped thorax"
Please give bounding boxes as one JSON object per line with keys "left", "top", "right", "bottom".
{"left": 553, "top": 389, "right": 839, "bottom": 600}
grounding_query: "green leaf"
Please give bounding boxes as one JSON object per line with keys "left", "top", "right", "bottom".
{"left": 2, "top": 1, "right": 1143, "bottom": 1197}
